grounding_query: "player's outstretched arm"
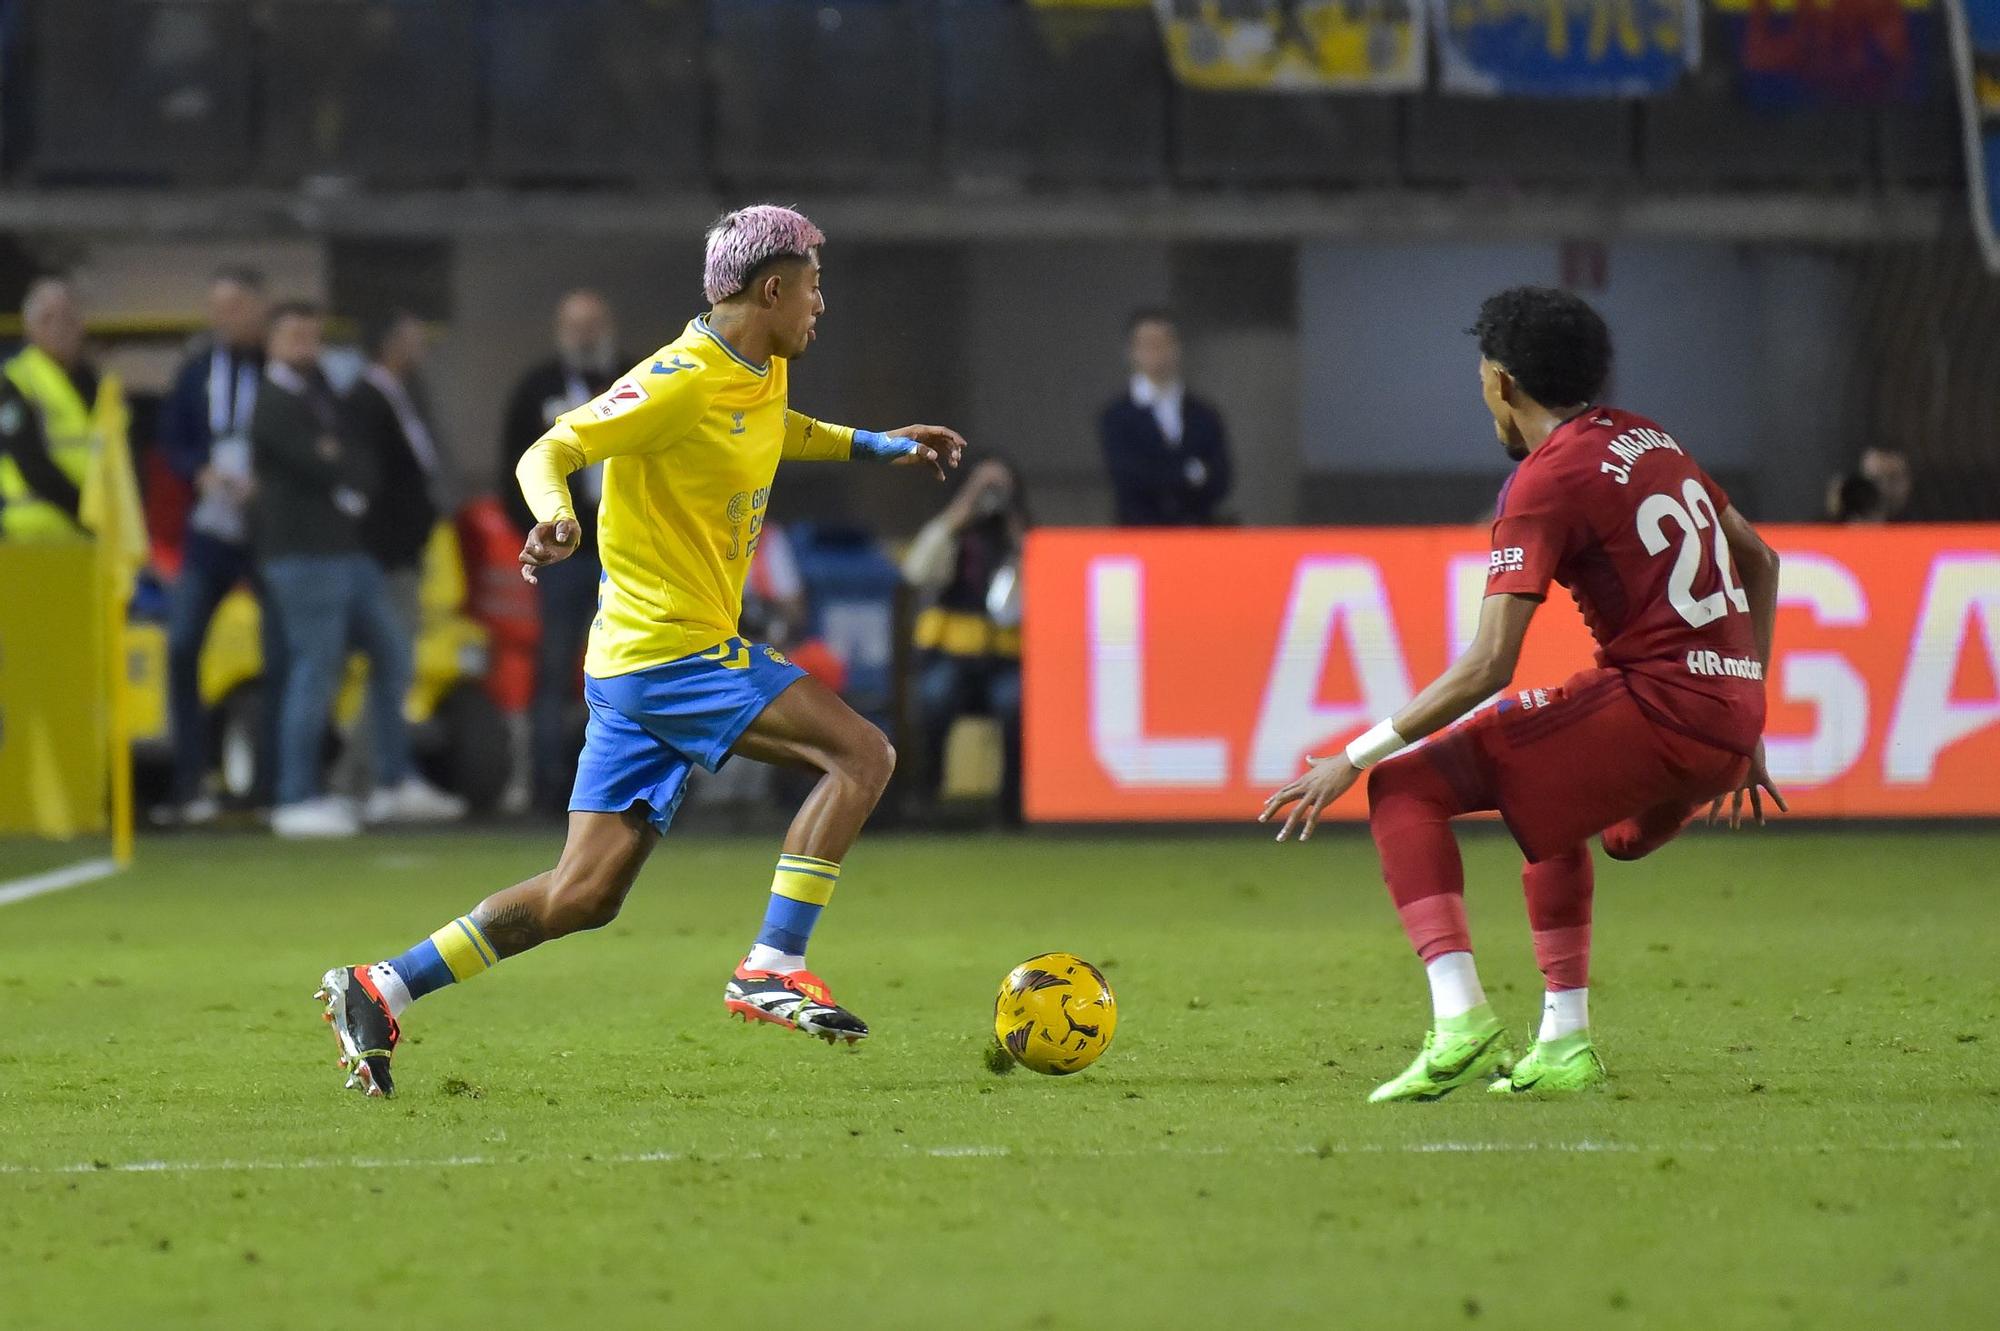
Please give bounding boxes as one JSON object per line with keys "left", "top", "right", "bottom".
{"left": 780, "top": 412, "right": 965, "bottom": 480}
{"left": 854, "top": 424, "right": 967, "bottom": 481}
{"left": 1259, "top": 593, "right": 1538, "bottom": 842}
{"left": 1708, "top": 506, "right": 1787, "bottom": 828}
{"left": 1387, "top": 591, "right": 1539, "bottom": 745}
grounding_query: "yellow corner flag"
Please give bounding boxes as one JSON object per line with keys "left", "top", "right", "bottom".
{"left": 80, "top": 381, "right": 144, "bottom": 865}
{"left": 77, "top": 383, "right": 148, "bottom": 598}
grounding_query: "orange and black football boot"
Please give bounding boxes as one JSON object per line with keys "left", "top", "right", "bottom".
{"left": 724, "top": 961, "right": 869, "bottom": 1044}
{"left": 315, "top": 966, "right": 400, "bottom": 1097}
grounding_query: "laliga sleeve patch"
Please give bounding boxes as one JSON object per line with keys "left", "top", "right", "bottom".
{"left": 591, "top": 377, "right": 650, "bottom": 421}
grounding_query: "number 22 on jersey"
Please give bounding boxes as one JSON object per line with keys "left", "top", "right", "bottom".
{"left": 1636, "top": 477, "right": 1749, "bottom": 629}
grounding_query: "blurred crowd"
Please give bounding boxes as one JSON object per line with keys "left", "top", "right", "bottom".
{"left": 4, "top": 271, "right": 468, "bottom": 837}
{"left": 3, "top": 275, "right": 1257, "bottom": 836}
{"left": 11, "top": 266, "right": 1943, "bottom": 838}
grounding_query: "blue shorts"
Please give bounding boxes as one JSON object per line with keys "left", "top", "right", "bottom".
{"left": 571, "top": 638, "right": 808, "bottom": 832}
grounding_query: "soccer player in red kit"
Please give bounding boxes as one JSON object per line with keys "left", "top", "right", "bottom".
{"left": 1260, "top": 286, "right": 1786, "bottom": 1100}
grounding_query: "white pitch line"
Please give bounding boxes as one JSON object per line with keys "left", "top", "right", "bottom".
{"left": 0, "top": 1138, "right": 1975, "bottom": 1179}
{"left": 0, "top": 856, "right": 119, "bottom": 908}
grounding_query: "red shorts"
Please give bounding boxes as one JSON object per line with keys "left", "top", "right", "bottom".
{"left": 1412, "top": 667, "right": 1749, "bottom": 863}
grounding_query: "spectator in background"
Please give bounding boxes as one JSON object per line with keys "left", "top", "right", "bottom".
{"left": 340, "top": 309, "right": 467, "bottom": 824}
{"left": 742, "top": 520, "right": 847, "bottom": 692}
{"left": 1827, "top": 472, "right": 1887, "bottom": 524}
{"left": 351, "top": 309, "right": 446, "bottom": 634}
{"left": 253, "top": 303, "right": 457, "bottom": 838}
{"left": 0, "top": 277, "right": 129, "bottom": 542}
{"left": 0, "top": 373, "right": 79, "bottom": 528}
{"left": 1860, "top": 447, "right": 1912, "bottom": 519}
{"left": 902, "top": 458, "right": 1027, "bottom": 825}
{"left": 158, "top": 266, "right": 278, "bottom": 823}
{"left": 740, "top": 520, "right": 812, "bottom": 653}
{"left": 1825, "top": 448, "right": 1912, "bottom": 524}
{"left": 1099, "top": 309, "right": 1232, "bottom": 526}
{"left": 498, "top": 289, "right": 624, "bottom": 814}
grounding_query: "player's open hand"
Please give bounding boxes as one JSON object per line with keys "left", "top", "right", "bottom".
{"left": 885, "top": 425, "right": 967, "bottom": 481}
{"left": 519, "top": 518, "right": 580, "bottom": 584}
{"left": 1707, "top": 740, "right": 1787, "bottom": 830}
{"left": 1259, "top": 754, "right": 1362, "bottom": 843}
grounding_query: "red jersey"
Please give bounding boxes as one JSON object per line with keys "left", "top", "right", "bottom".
{"left": 1484, "top": 407, "right": 1766, "bottom": 755}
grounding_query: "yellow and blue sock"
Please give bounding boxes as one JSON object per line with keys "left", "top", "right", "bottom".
{"left": 371, "top": 915, "right": 499, "bottom": 1017}
{"left": 745, "top": 854, "right": 840, "bottom": 970}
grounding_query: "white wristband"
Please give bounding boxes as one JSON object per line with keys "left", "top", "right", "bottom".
{"left": 1345, "top": 719, "right": 1407, "bottom": 770}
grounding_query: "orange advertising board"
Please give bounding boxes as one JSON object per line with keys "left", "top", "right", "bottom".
{"left": 1022, "top": 526, "right": 2000, "bottom": 821}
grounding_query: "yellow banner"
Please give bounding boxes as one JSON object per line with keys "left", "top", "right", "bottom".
{"left": 1155, "top": 0, "right": 1426, "bottom": 90}
{"left": 0, "top": 543, "right": 108, "bottom": 838}
{"left": 1979, "top": 65, "right": 2000, "bottom": 115}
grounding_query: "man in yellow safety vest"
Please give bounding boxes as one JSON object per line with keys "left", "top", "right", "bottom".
{"left": 0, "top": 276, "right": 141, "bottom": 554}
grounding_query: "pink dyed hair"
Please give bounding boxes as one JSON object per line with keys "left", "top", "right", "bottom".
{"left": 702, "top": 204, "right": 826, "bottom": 305}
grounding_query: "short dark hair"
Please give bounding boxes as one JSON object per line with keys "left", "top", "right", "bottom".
{"left": 212, "top": 264, "right": 266, "bottom": 293}
{"left": 1469, "top": 286, "right": 1612, "bottom": 408}
{"left": 736, "top": 250, "right": 815, "bottom": 305}
{"left": 1832, "top": 473, "right": 1885, "bottom": 522}
{"left": 1128, "top": 307, "right": 1176, "bottom": 336}
{"left": 267, "top": 300, "right": 321, "bottom": 325}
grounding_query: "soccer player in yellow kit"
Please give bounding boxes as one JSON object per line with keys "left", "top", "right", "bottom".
{"left": 316, "top": 206, "right": 965, "bottom": 1096}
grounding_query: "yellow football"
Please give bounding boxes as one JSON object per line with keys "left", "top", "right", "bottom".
{"left": 993, "top": 952, "right": 1118, "bottom": 1076}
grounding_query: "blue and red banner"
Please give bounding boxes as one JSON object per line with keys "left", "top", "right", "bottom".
{"left": 1431, "top": 0, "right": 1700, "bottom": 96}
{"left": 1718, "top": 0, "right": 1939, "bottom": 106}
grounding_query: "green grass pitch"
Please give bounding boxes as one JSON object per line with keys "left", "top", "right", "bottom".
{"left": 3, "top": 826, "right": 1996, "bottom": 1329}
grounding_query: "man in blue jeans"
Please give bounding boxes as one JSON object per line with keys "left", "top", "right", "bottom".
{"left": 158, "top": 266, "right": 283, "bottom": 822}
{"left": 250, "top": 303, "right": 459, "bottom": 838}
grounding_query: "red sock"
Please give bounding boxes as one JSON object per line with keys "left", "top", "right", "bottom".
{"left": 1522, "top": 844, "right": 1593, "bottom": 990}
{"left": 1367, "top": 756, "right": 1478, "bottom": 962}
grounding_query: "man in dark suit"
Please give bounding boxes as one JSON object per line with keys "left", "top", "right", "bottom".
{"left": 156, "top": 266, "right": 282, "bottom": 820}
{"left": 1097, "top": 309, "right": 1232, "bottom": 526}
{"left": 496, "top": 289, "right": 623, "bottom": 813}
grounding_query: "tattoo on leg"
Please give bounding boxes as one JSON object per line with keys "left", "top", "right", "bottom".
{"left": 471, "top": 901, "right": 548, "bottom": 959}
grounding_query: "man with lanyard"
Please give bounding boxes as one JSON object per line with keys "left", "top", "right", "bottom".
{"left": 0, "top": 277, "right": 130, "bottom": 543}
{"left": 158, "top": 266, "right": 282, "bottom": 823}
{"left": 498, "top": 289, "right": 624, "bottom": 814}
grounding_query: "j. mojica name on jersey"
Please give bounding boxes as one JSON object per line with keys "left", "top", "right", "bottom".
{"left": 1599, "top": 427, "right": 1685, "bottom": 486}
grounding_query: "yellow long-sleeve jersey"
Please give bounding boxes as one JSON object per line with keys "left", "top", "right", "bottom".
{"left": 516, "top": 317, "right": 855, "bottom": 678}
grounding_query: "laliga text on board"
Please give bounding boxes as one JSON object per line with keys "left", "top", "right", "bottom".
{"left": 1021, "top": 526, "right": 2000, "bottom": 820}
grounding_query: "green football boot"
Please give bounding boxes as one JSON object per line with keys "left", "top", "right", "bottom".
{"left": 1488, "top": 1031, "right": 1608, "bottom": 1096}
{"left": 1367, "top": 1005, "right": 1514, "bottom": 1103}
